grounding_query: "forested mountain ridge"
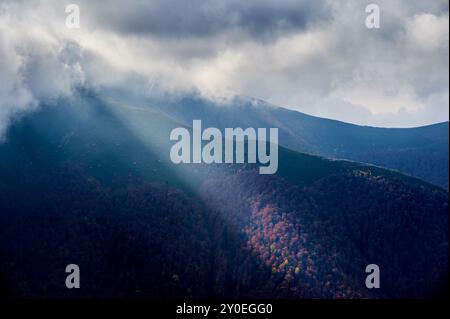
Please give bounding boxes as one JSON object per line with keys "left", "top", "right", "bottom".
{"left": 147, "top": 94, "right": 449, "bottom": 188}
{"left": 0, "top": 90, "right": 447, "bottom": 298}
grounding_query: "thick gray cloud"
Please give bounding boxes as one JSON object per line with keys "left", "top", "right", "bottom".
{"left": 81, "top": 0, "right": 331, "bottom": 39}
{"left": 0, "top": 0, "right": 448, "bottom": 136}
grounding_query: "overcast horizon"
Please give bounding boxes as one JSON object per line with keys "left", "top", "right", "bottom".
{"left": 0, "top": 0, "right": 449, "bottom": 134}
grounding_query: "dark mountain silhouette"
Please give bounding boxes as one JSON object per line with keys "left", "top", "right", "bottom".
{"left": 147, "top": 94, "right": 449, "bottom": 188}
{"left": 0, "top": 90, "right": 447, "bottom": 298}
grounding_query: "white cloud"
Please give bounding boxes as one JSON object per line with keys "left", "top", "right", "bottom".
{"left": 0, "top": 0, "right": 448, "bottom": 136}
{"left": 407, "top": 13, "right": 449, "bottom": 51}
{"left": 0, "top": 1, "right": 86, "bottom": 138}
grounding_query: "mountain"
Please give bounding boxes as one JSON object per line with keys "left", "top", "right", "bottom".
{"left": 0, "top": 90, "right": 448, "bottom": 298}
{"left": 146, "top": 94, "right": 449, "bottom": 188}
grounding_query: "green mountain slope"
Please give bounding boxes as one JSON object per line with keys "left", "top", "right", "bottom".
{"left": 0, "top": 90, "right": 447, "bottom": 298}
{"left": 146, "top": 94, "right": 449, "bottom": 187}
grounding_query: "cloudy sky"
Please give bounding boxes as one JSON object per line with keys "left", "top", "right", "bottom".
{"left": 0, "top": 0, "right": 448, "bottom": 136}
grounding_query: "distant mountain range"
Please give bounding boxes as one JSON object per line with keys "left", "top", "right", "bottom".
{"left": 0, "top": 89, "right": 448, "bottom": 298}
{"left": 147, "top": 94, "right": 449, "bottom": 188}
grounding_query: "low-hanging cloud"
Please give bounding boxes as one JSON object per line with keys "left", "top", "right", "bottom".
{"left": 0, "top": 0, "right": 448, "bottom": 138}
